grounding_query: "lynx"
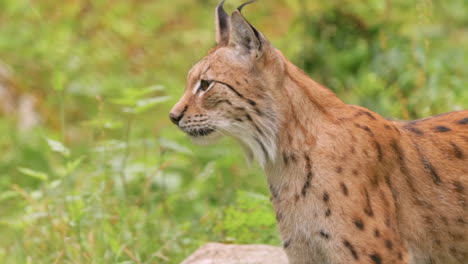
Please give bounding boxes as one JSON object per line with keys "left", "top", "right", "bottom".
{"left": 169, "top": 1, "right": 468, "bottom": 263}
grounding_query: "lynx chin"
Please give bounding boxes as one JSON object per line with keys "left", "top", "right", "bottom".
{"left": 169, "top": 1, "right": 468, "bottom": 263}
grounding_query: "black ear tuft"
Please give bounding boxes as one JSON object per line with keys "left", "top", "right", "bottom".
{"left": 215, "top": 0, "right": 230, "bottom": 45}
{"left": 237, "top": 0, "right": 257, "bottom": 12}
{"left": 236, "top": 0, "right": 262, "bottom": 50}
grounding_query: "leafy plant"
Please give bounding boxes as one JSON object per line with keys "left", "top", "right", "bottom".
{"left": 0, "top": 0, "right": 466, "bottom": 263}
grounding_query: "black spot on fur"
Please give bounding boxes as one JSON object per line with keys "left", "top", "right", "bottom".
{"left": 354, "top": 123, "right": 374, "bottom": 136}
{"left": 392, "top": 140, "right": 416, "bottom": 192}
{"left": 364, "top": 188, "right": 374, "bottom": 217}
{"left": 415, "top": 144, "right": 442, "bottom": 185}
{"left": 290, "top": 153, "right": 297, "bottom": 163}
{"left": 283, "top": 239, "right": 291, "bottom": 249}
{"left": 363, "top": 111, "right": 377, "bottom": 120}
{"left": 457, "top": 118, "right": 468, "bottom": 125}
{"left": 245, "top": 113, "right": 253, "bottom": 121}
{"left": 234, "top": 117, "right": 243, "bottom": 122}
{"left": 434, "top": 126, "right": 451, "bottom": 132}
{"left": 319, "top": 230, "right": 330, "bottom": 239}
{"left": 421, "top": 157, "right": 442, "bottom": 185}
{"left": 343, "top": 240, "right": 359, "bottom": 260}
{"left": 414, "top": 199, "right": 434, "bottom": 209}
{"left": 403, "top": 124, "right": 424, "bottom": 135}
{"left": 301, "top": 154, "right": 313, "bottom": 197}
{"left": 247, "top": 99, "right": 257, "bottom": 106}
{"left": 355, "top": 110, "right": 377, "bottom": 120}
{"left": 374, "top": 229, "right": 381, "bottom": 237}
{"left": 374, "top": 141, "right": 383, "bottom": 161}
{"left": 354, "top": 219, "right": 365, "bottom": 230}
{"left": 323, "top": 192, "right": 329, "bottom": 202}
{"left": 254, "top": 107, "right": 263, "bottom": 116}
{"left": 340, "top": 182, "right": 349, "bottom": 196}
{"left": 283, "top": 153, "right": 289, "bottom": 165}
{"left": 294, "top": 194, "right": 300, "bottom": 202}
{"left": 450, "top": 142, "right": 464, "bottom": 159}
{"left": 370, "top": 253, "right": 382, "bottom": 264}
{"left": 305, "top": 154, "right": 311, "bottom": 170}
{"left": 301, "top": 171, "right": 313, "bottom": 197}
{"left": 385, "top": 240, "right": 393, "bottom": 250}
{"left": 325, "top": 208, "right": 332, "bottom": 217}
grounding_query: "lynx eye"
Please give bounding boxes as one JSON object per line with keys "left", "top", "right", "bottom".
{"left": 199, "top": 80, "right": 213, "bottom": 91}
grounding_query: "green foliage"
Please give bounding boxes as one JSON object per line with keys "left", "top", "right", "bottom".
{"left": 218, "top": 191, "right": 279, "bottom": 244}
{"left": 0, "top": 0, "right": 466, "bottom": 263}
{"left": 289, "top": 0, "right": 468, "bottom": 119}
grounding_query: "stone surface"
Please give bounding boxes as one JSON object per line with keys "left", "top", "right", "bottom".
{"left": 181, "top": 243, "right": 288, "bottom": 264}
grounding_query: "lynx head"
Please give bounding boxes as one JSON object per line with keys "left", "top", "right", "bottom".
{"left": 169, "top": 0, "right": 285, "bottom": 167}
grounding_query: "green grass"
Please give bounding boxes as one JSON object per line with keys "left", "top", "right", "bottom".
{"left": 0, "top": 0, "right": 467, "bottom": 263}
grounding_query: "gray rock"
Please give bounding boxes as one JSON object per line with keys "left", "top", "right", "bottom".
{"left": 181, "top": 243, "right": 288, "bottom": 264}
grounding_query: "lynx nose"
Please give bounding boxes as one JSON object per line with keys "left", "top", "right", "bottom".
{"left": 169, "top": 112, "right": 183, "bottom": 125}
{"left": 169, "top": 105, "right": 187, "bottom": 125}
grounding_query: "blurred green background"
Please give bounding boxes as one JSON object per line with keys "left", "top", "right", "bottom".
{"left": 0, "top": 0, "right": 466, "bottom": 263}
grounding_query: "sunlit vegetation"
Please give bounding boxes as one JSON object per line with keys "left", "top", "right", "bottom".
{"left": 0, "top": 0, "right": 466, "bottom": 263}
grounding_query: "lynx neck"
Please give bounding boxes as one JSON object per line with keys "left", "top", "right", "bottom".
{"left": 265, "top": 57, "right": 349, "bottom": 173}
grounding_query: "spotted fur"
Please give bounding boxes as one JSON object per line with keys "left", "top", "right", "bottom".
{"left": 170, "top": 2, "right": 468, "bottom": 264}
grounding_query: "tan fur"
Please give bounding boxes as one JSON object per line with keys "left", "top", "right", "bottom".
{"left": 170, "top": 3, "right": 468, "bottom": 264}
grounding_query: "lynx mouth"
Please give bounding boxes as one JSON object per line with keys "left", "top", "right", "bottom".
{"left": 186, "top": 128, "right": 215, "bottom": 137}
{"left": 187, "top": 127, "right": 223, "bottom": 146}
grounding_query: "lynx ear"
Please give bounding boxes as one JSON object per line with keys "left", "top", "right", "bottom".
{"left": 229, "top": 1, "right": 264, "bottom": 59}
{"left": 215, "top": 0, "right": 230, "bottom": 46}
